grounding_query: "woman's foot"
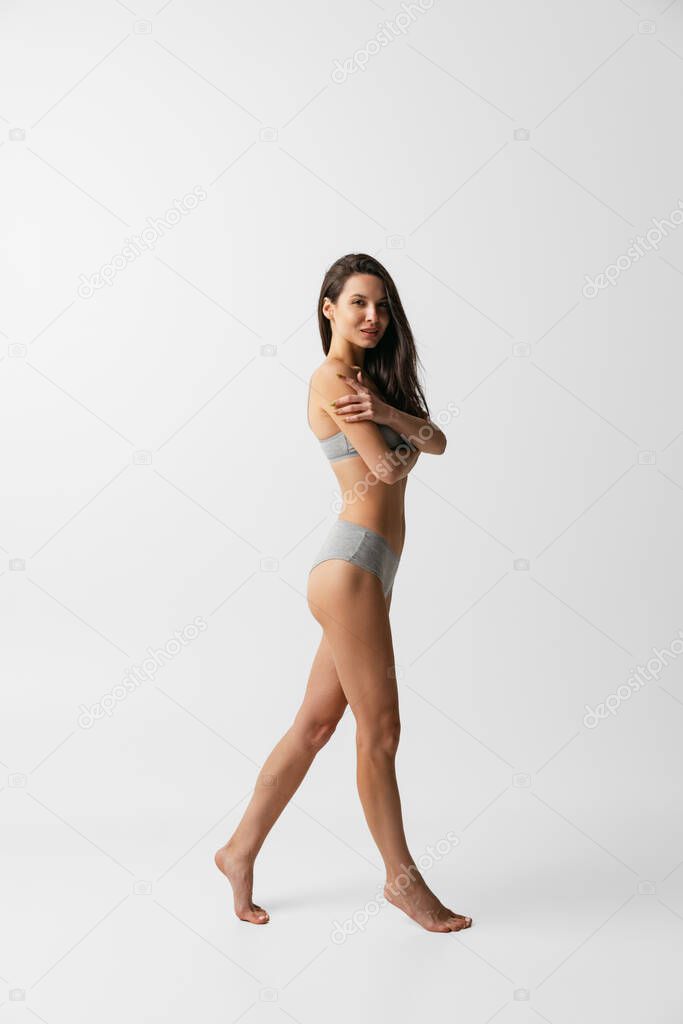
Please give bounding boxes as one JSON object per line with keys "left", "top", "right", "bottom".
{"left": 384, "top": 868, "right": 472, "bottom": 933}
{"left": 214, "top": 843, "right": 269, "bottom": 924}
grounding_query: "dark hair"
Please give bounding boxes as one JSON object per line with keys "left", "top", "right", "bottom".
{"left": 317, "top": 253, "right": 430, "bottom": 419}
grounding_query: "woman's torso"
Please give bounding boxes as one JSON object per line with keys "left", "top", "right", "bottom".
{"left": 308, "top": 364, "right": 407, "bottom": 559}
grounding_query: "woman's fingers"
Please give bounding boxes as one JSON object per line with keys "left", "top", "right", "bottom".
{"left": 333, "top": 394, "right": 360, "bottom": 407}
{"left": 332, "top": 392, "right": 368, "bottom": 408}
{"left": 331, "top": 372, "right": 375, "bottom": 419}
{"left": 334, "top": 402, "right": 367, "bottom": 416}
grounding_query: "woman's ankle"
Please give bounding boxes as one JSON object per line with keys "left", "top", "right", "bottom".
{"left": 385, "top": 861, "right": 422, "bottom": 888}
{"left": 222, "top": 836, "right": 258, "bottom": 862}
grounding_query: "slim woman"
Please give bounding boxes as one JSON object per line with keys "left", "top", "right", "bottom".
{"left": 216, "top": 253, "right": 472, "bottom": 933}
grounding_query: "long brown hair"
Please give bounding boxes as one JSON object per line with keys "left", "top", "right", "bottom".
{"left": 317, "top": 253, "right": 430, "bottom": 419}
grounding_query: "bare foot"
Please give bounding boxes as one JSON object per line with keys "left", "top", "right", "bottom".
{"left": 384, "top": 868, "right": 472, "bottom": 933}
{"left": 214, "top": 844, "right": 269, "bottom": 924}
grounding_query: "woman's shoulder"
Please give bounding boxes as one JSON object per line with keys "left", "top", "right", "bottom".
{"left": 310, "top": 358, "right": 353, "bottom": 399}
{"left": 313, "top": 360, "right": 386, "bottom": 406}
{"left": 308, "top": 359, "right": 344, "bottom": 425}
{"left": 311, "top": 356, "right": 348, "bottom": 379}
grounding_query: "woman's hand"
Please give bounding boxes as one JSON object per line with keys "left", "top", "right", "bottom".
{"left": 331, "top": 367, "right": 393, "bottom": 426}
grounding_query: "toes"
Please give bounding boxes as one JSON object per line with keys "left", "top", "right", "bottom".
{"left": 244, "top": 911, "right": 269, "bottom": 924}
{"left": 448, "top": 915, "right": 471, "bottom": 931}
{"left": 237, "top": 905, "right": 269, "bottom": 924}
{"left": 252, "top": 904, "right": 270, "bottom": 922}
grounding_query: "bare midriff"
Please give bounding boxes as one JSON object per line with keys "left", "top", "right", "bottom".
{"left": 308, "top": 379, "right": 407, "bottom": 561}
{"left": 334, "top": 461, "right": 406, "bottom": 560}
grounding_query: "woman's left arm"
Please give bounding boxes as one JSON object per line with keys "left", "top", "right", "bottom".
{"left": 382, "top": 406, "right": 447, "bottom": 455}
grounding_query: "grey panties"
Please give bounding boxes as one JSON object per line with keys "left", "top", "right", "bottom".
{"left": 309, "top": 519, "right": 401, "bottom": 597}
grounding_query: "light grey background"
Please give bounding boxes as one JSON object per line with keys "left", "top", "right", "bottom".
{"left": 2, "top": 0, "right": 683, "bottom": 1020}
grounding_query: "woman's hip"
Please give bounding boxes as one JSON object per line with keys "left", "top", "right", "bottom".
{"left": 308, "top": 518, "right": 401, "bottom": 598}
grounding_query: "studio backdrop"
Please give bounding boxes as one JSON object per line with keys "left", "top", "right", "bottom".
{"left": 2, "top": 0, "right": 683, "bottom": 1021}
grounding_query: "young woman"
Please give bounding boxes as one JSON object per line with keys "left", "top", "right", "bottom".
{"left": 215, "top": 253, "right": 472, "bottom": 933}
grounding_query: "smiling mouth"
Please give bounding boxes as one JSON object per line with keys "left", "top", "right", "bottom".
{"left": 361, "top": 328, "right": 378, "bottom": 335}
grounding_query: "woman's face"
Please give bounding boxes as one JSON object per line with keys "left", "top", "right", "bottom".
{"left": 324, "top": 273, "right": 391, "bottom": 348}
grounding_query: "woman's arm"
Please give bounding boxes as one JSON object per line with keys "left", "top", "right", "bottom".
{"left": 391, "top": 445, "right": 421, "bottom": 481}
{"left": 333, "top": 368, "right": 447, "bottom": 455}
{"left": 382, "top": 407, "right": 446, "bottom": 455}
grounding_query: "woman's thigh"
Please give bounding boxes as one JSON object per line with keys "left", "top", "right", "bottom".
{"left": 307, "top": 561, "right": 398, "bottom": 722}
{"left": 299, "top": 574, "right": 394, "bottom": 727}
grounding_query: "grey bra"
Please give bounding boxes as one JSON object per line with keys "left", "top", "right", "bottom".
{"left": 319, "top": 422, "right": 417, "bottom": 462}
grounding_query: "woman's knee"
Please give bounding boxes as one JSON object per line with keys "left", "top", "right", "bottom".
{"left": 292, "top": 713, "right": 342, "bottom": 753}
{"left": 356, "top": 706, "right": 401, "bottom": 757}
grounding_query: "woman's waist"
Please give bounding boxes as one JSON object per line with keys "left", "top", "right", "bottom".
{"left": 337, "top": 511, "right": 405, "bottom": 560}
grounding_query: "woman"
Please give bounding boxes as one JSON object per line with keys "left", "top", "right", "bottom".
{"left": 215, "top": 253, "right": 472, "bottom": 933}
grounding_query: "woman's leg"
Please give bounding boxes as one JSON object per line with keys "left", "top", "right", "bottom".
{"left": 307, "top": 561, "right": 472, "bottom": 933}
{"left": 215, "top": 631, "right": 348, "bottom": 923}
